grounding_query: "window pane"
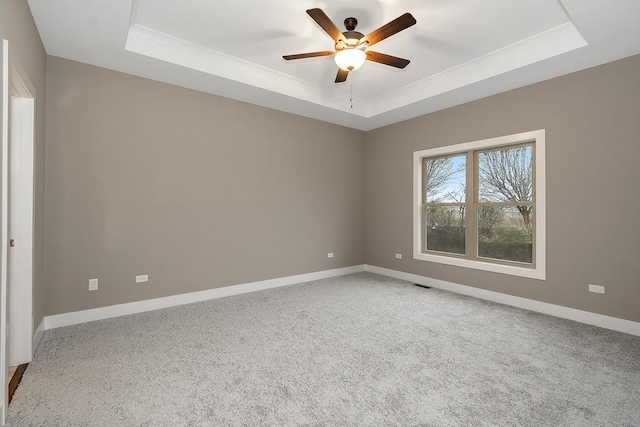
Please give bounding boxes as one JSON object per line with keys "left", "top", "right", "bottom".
{"left": 425, "top": 155, "right": 466, "bottom": 203}
{"left": 477, "top": 206, "right": 533, "bottom": 263}
{"left": 478, "top": 146, "right": 533, "bottom": 203}
{"left": 424, "top": 206, "right": 465, "bottom": 255}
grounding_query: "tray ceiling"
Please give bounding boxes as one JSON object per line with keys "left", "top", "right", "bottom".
{"left": 27, "top": 0, "right": 640, "bottom": 130}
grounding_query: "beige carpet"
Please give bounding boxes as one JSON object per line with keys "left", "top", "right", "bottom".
{"left": 8, "top": 273, "right": 640, "bottom": 426}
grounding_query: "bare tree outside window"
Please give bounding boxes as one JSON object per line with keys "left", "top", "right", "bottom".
{"left": 477, "top": 205, "right": 505, "bottom": 238}
{"left": 478, "top": 146, "right": 533, "bottom": 227}
{"left": 476, "top": 145, "right": 534, "bottom": 263}
{"left": 425, "top": 157, "right": 465, "bottom": 202}
{"left": 446, "top": 184, "right": 466, "bottom": 231}
{"left": 415, "top": 130, "right": 544, "bottom": 279}
{"left": 422, "top": 144, "right": 535, "bottom": 264}
{"left": 424, "top": 156, "right": 466, "bottom": 254}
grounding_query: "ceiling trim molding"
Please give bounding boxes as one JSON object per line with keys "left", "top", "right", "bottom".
{"left": 367, "top": 22, "right": 588, "bottom": 116}
{"left": 125, "top": 24, "right": 366, "bottom": 116}
{"left": 126, "top": 20, "right": 587, "bottom": 120}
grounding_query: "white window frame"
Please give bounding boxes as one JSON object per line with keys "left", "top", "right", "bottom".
{"left": 413, "top": 130, "right": 546, "bottom": 280}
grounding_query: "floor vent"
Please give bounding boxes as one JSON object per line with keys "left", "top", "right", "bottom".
{"left": 414, "top": 284, "right": 432, "bottom": 289}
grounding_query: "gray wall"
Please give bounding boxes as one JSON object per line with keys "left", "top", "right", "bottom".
{"left": 42, "top": 50, "right": 640, "bottom": 323}
{"left": 45, "top": 57, "right": 365, "bottom": 315}
{"left": 365, "top": 55, "right": 640, "bottom": 323}
{"left": 0, "top": 0, "right": 47, "bottom": 331}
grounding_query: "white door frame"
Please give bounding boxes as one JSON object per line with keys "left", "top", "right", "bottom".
{"left": 0, "top": 38, "right": 36, "bottom": 425}
{"left": 8, "top": 57, "right": 35, "bottom": 367}
{"left": 1, "top": 38, "right": 11, "bottom": 425}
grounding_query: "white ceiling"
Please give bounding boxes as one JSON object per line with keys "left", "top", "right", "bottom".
{"left": 27, "top": 0, "right": 640, "bottom": 130}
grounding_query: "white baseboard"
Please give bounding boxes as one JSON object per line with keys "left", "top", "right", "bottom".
{"left": 40, "top": 263, "right": 640, "bottom": 337}
{"left": 365, "top": 265, "right": 640, "bottom": 337}
{"left": 44, "top": 265, "right": 366, "bottom": 330}
{"left": 32, "top": 318, "right": 45, "bottom": 354}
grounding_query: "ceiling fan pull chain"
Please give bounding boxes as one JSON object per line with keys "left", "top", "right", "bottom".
{"left": 350, "top": 80, "right": 354, "bottom": 109}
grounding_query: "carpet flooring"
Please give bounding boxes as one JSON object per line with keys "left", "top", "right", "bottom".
{"left": 7, "top": 273, "right": 640, "bottom": 426}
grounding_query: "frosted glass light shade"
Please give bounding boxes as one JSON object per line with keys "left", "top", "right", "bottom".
{"left": 334, "top": 49, "right": 366, "bottom": 71}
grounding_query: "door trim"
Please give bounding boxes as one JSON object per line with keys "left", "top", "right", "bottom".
{"left": 8, "top": 61, "right": 35, "bottom": 367}
{"left": 1, "top": 37, "right": 10, "bottom": 424}
{"left": 0, "top": 39, "right": 37, "bottom": 425}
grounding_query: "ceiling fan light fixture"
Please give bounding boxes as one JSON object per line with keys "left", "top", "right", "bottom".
{"left": 284, "top": 9, "right": 416, "bottom": 83}
{"left": 335, "top": 48, "right": 366, "bottom": 71}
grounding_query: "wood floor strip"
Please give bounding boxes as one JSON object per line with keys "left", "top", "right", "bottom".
{"left": 8, "top": 363, "right": 28, "bottom": 404}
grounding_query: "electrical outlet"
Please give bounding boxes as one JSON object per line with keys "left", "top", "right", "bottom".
{"left": 589, "top": 284, "right": 605, "bottom": 294}
{"left": 395, "top": 253, "right": 402, "bottom": 259}
{"left": 136, "top": 274, "right": 149, "bottom": 283}
{"left": 89, "top": 278, "right": 98, "bottom": 291}
{"left": 327, "top": 253, "right": 334, "bottom": 258}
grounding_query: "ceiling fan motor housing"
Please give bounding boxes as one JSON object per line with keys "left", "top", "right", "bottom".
{"left": 337, "top": 35, "right": 365, "bottom": 52}
{"left": 344, "top": 17, "right": 358, "bottom": 31}
{"left": 337, "top": 17, "right": 365, "bottom": 51}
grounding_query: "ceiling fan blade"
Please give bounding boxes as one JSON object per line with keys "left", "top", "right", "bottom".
{"left": 361, "top": 13, "right": 416, "bottom": 47}
{"left": 283, "top": 51, "right": 336, "bottom": 60}
{"left": 366, "top": 51, "right": 410, "bottom": 69}
{"left": 307, "top": 8, "right": 346, "bottom": 43}
{"left": 335, "top": 68, "right": 349, "bottom": 83}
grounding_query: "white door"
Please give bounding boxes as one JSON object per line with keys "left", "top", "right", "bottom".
{"left": 0, "top": 39, "right": 36, "bottom": 425}
{"left": 1, "top": 38, "right": 10, "bottom": 425}
{"left": 8, "top": 87, "right": 35, "bottom": 368}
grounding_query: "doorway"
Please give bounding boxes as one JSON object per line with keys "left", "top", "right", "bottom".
{"left": 7, "top": 62, "right": 35, "bottom": 369}
{"left": 1, "top": 39, "right": 36, "bottom": 424}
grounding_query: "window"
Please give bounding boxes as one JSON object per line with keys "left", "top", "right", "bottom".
{"left": 413, "top": 130, "right": 545, "bottom": 280}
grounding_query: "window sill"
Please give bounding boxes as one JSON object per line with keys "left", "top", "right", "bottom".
{"left": 413, "top": 251, "right": 546, "bottom": 280}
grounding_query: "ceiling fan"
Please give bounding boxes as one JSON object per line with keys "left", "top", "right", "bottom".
{"left": 283, "top": 8, "right": 417, "bottom": 83}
